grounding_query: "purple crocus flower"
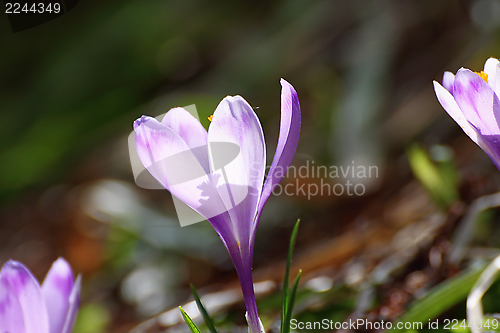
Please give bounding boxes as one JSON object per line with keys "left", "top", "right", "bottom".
{"left": 434, "top": 57, "right": 500, "bottom": 169}
{"left": 133, "top": 79, "right": 301, "bottom": 333}
{"left": 0, "top": 258, "right": 81, "bottom": 333}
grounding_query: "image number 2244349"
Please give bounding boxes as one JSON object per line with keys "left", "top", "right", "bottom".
{"left": 5, "top": 2, "right": 61, "bottom": 14}
{"left": 4, "top": 0, "right": 79, "bottom": 32}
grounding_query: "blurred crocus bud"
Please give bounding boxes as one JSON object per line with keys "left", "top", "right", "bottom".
{"left": 0, "top": 257, "right": 81, "bottom": 333}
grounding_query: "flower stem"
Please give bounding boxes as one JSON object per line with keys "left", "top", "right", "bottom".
{"left": 232, "top": 249, "right": 262, "bottom": 333}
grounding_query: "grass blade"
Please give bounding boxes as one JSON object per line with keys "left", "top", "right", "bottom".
{"left": 407, "top": 143, "right": 458, "bottom": 207}
{"left": 179, "top": 306, "right": 202, "bottom": 333}
{"left": 190, "top": 284, "right": 218, "bottom": 333}
{"left": 283, "top": 270, "right": 302, "bottom": 333}
{"left": 388, "top": 263, "right": 488, "bottom": 332}
{"left": 281, "top": 219, "right": 301, "bottom": 333}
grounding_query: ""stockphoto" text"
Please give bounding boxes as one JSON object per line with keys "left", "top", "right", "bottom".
{"left": 254, "top": 160, "right": 379, "bottom": 200}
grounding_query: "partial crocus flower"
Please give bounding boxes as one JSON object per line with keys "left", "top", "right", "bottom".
{"left": 433, "top": 57, "right": 500, "bottom": 169}
{"left": 0, "top": 258, "right": 81, "bottom": 333}
{"left": 133, "top": 79, "right": 301, "bottom": 333}
{"left": 434, "top": 58, "right": 500, "bottom": 333}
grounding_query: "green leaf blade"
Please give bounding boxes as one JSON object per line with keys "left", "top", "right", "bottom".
{"left": 190, "top": 284, "right": 218, "bottom": 333}
{"left": 179, "top": 306, "right": 202, "bottom": 333}
{"left": 283, "top": 270, "right": 302, "bottom": 333}
{"left": 281, "top": 219, "right": 301, "bottom": 333}
{"left": 388, "top": 264, "right": 488, "bottom": 333}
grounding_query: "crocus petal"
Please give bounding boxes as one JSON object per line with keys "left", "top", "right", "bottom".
{"left": 207, "top": 96, "right": 266, "bottom": 246}
{"left": 433, "top": 80, "right": 479, "bottom": 143}
{"left": 258, "top": 79, "right": 301, "bottom": 215}
{"left": 0, "top": 273, "right": 26, "bottom": 333}
{"left": 134, "top": 116, "right": 226, "bottom": 220}
{"left": 205, "top": 98, "right": 268, "bottom": 333}
{"left": 453, "top": 68, "right": 500, "bottom": 135}
{"left": 0, "top": 261, "right": 49, "bottom": 333}
{"left": 476, "top": 132, "right": 500, "bottom": 170}
{"left": 134, "top": 116, "right": 198, "bottom": 191}
{"left": 161, "top": 107, "right": 210, "bottom": 173}
{"left": 442, "top": 71, "right": 455, "bottom": 93}
{"left": 41, "top": 258, "right": 75, "bottom": 333}
{"left": 60, "top": 275, "right": 81, "bottom": 333}
{"left": 484, "top": 57, "right": 500, "bottom": 97}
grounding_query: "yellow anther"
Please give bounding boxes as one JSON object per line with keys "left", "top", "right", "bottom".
{"left": 474, "top": 71, "right": 489, "bottom": 83}
{"left": 208, "top": 115, "right": 213, "bottom": 122}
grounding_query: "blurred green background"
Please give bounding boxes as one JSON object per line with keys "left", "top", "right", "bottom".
{"left": 3, "top": 0, "right": 500, "bottom": 332}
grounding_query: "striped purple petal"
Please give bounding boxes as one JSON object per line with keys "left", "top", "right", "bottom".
{"left": 60, "top": 275, "right": 81, "bottom": 333}
{"left": 484, "top": 57, "right": 500, "bottom": 95}
{"left": 208, "top": 96, "right": 266, "bottom": 248}
{"left": 0, "top": 270, "right": 27, "bottom": 333}
{"left": 442, "top": 71, "right": 455, "bottom": 93}
{"left": 161, "top": 107, "right": 210, "bottom": 173}
{"left": 258, "top": 79, "right": 301, "bottom": 216}
{"left": 433, "top": 80, "right": 479, "bottom": 143}
{"left": 0, "top": 261, "right": 50, "bottom": 333}
{"left": 41, "top": 258, "right": 76, "bottom": 333}
{"left": 207, "top": 96, "right": 266, "bottom": 333}
{"left": 453, "top": 68, "right": 500, "bottom": 136}
{"left": 134, "top": 116, "right": 227, "bottom": 220}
